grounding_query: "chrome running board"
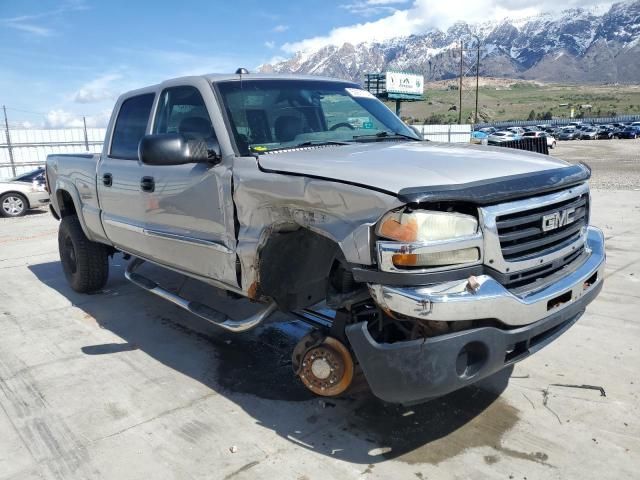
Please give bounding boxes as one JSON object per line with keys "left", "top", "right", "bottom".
{"left": 125, "top": 258, "right": 277, "bottom": 333}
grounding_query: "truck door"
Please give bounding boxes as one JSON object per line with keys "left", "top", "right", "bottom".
{"left": 142, "top": 85, "right": 237, "bottom": 286}
{"left": 97, "top": 92, "right": 155, "bottom": 258}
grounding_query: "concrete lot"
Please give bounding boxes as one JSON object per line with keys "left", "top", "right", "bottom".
{"left": 554, "top": 138, "right": 640, "bottom": 190}
{"left": 1, "top": 177, "right": 639, "bottom": 477}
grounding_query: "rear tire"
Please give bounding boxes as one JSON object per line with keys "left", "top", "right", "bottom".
{"left": 58, "top": 215, "right": 109, "bottom": 293}
{"left": 0, "top": 192, "right": 28, "bottom": 217}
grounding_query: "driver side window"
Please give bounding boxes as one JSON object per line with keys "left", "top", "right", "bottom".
{"left": 153, "top": 86, "right": 216, "bottom": 141}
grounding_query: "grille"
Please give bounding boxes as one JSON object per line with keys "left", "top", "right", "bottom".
{"left": 496, "top": 193, "right": 589, "bottom": 261}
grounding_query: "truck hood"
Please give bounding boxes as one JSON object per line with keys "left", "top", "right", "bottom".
{"left": 257, "top": 141, "right": 569, "bottom": 194}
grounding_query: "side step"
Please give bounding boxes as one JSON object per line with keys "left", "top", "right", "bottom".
{"left": 125, "top": 258, "right": 277, "bottom": 332}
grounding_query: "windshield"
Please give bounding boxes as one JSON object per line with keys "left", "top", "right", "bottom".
{"left": 9, "top": 168, "right": 44, "bottom": 183}
{"left": 216, "top": 79, "right": 419, "bottom": 155}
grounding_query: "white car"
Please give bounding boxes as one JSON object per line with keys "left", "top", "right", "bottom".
{"left": 487, "top": 131, "right": 518, "bottom": 144}
{"left": 0, "top": 167, "right": 50, "bottom": 217}
{"left": 522, "top": 131, "right": 556, "bottom": 149}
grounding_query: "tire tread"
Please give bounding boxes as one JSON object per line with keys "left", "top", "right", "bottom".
{"left": 58, "top": 215, "right": 109, "bottom": 293}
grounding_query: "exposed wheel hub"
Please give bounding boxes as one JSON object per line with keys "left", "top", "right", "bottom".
{"left": 295, "top": 336, "right": 354, "bottom": 397}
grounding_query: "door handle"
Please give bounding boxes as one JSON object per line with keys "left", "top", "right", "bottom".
{"left": 140, "top": 176, "right": 155, "bottom": 193}
{"left": 103, "top": 173, "right": 113, "bottom": 187}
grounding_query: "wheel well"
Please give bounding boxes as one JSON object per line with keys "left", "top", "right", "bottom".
{"left": 56, "top": 190, "right": 77, "bottom": 217}
{"left": 257, "top": 228, "right": 342, "bottom": 311}
{"left": 0, "top": 191, "right": 30, "bottom": 209}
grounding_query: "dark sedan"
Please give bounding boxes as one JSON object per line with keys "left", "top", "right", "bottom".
{"left": 596, "top": 127, "right": 614, "bottom": 139}
{"left": 617, "top": 126, "right": 640, "bottom": 139}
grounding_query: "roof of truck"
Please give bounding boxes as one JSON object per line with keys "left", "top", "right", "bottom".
{"left": 204, "top": 72, "right": 357, "bottom": 83}
{"left": 117, "top": 72, "right": 361, "bottom": 103}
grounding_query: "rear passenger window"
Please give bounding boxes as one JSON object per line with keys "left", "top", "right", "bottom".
{"left": 153, "top": 86, "right": 216, "bottom": 141}
{"left": 110, "top": 93, "right": 155, "bottom": 160}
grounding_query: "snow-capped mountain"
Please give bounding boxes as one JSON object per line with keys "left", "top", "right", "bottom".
{"left": 260, "top": 1, "right": 640, "bottom": 84}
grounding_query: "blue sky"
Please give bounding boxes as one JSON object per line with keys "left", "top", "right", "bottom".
{"left": 0, "top": 0, "right": 611, "bottom": 127}
{"left": 0, "top": 0, "right": 393, "bottom": 127}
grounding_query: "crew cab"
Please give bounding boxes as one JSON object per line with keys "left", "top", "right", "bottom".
{"left": 46, "top": 72, "right": 605, "bottom": 404}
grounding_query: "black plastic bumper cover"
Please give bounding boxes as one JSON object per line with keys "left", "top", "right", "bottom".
{"left": 346, "top": 280, "right": 602, "bottom": 405}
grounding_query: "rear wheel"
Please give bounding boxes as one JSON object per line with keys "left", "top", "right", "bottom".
{"left": 58, "top": 215, "right": 110, "bottom": 293}
{"left": 0, "top": 193, "right": 27, "bottom": 217}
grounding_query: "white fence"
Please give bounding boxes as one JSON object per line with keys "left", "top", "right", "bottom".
{"left": 413, "top": 124, "right": 472, "bottom": 143}
{"left": 0, "top": 128, "right": 106, "bottom": 179}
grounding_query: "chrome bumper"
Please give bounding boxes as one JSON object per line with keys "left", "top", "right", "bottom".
{"left": 369, "top": 227, "right": 605, "bottom": 327}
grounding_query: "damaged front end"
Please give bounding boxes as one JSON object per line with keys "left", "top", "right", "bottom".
{"left": 234, "top": 154, "right": 604, "bottom": 404}
{"left": 345, "top": 177, "right": 605, "bottom": 404}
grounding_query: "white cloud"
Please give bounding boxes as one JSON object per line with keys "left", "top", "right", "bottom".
{"left": 264, "top": 40, "right": 276, "bottom": 49}
{"left": 3, "top": 21, "right": 52, "bottom": 36}
{"left": 283, "top": 0, "right": 615, "bottom": 53}
{"left": 72, "top": 73, "right": 123, "bottom": 103}
{"left": 0, "top": 1, "right": 88, "bottom": 37}
{"left": 273, "top": 24, "right": 289, "bottom": 32}
{"left": 44, "top": 109, "right": 111, "bottom": 128}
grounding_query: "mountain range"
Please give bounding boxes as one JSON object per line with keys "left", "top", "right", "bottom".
{"left": 260, "top": 1, "right": 640, "bottom": 84}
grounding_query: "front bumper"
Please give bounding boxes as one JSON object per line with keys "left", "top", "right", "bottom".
{"left": 347, "top": 278, "right": 602, "bottom": 404}
{"left": 369, "top": 227, "right": 605, "bottom": 327}
{"left": 347, "top": 226, "right": 605, "bottom": 404}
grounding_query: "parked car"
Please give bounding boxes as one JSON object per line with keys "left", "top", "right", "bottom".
{"left": 595, "top": 126, "right": 614, "bottom": 140}
{"left": 617, "top": 126, "right": 640, "bottom": 139}
{"left": 0, "top": 167, "right": 49, "bottom": 217}
{"left": 506, "top": 126, "right": 525, "bottom": 136}
{"left": 471, "top": 130, "right": 488, "bottom": 144}
{"left": 522, "top": 131, "right": 556, "bottom": 149}
{"left": 488, "top": 131, "right": 520, "bottom": 144}
{"left": 579, "top": 128, "right": 598, "bottom": 140}
{"left": 558, "top": 128, "right": 580, "bottom": 140}
{"left": 46, "top": 72, "right": 605, "bottom": 405}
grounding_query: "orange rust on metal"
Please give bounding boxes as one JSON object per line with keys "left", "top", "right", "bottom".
{"left": 298, "top": 337, "right": 354, "bottom": 397}
{"left": 247, "top": 281, "right": 259, "bottom": 300}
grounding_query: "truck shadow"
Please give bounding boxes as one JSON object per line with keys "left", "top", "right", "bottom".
{"left": 29, "top": 257, "right": 516, "bottom": 465}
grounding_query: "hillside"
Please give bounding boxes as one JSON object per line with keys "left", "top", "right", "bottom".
{"left": 392, "top": 80, "right": 640, "bottom": 124}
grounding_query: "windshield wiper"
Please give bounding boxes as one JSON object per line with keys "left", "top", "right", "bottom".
{"left": 352, "top": 131, "right": 419, "bottom": 141}
{"left": 252, "top": 140, "right": 351, "bottom": 154}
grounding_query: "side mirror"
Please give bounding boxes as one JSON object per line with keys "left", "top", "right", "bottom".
{"left": 138, "top": 133, "right": 221, "bottom": 166}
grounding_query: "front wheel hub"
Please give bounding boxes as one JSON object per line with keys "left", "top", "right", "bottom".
{"left": 296, "top": 336, "right": 354, "bottom": 397}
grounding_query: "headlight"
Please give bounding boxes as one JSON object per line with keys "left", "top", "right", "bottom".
{"left": 377, "top": 210, "right": 481, "bottom": 268}
{"left": 377, "top": 210, "right": 478, "bottom": 242}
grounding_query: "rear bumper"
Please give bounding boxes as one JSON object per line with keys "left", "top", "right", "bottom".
{"left": 369, "top": 227, "right": 605, "bottom": 327}
{"left": 346, "top": 279, "right": 602, "bottom": 404}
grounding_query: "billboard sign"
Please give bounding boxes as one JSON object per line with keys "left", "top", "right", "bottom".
{"left": 385, "top": 72, "right": 423, "bottom": 96}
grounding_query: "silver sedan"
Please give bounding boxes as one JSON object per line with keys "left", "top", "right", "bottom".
{"left": 0, "top": 168, "right": 50, "bottom": 217}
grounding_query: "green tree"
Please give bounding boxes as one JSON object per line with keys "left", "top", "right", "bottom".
{"left": 527, "top": 109, "right": 536, "bottom": 121}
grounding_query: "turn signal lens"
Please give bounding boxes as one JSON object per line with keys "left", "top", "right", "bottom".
{"left": 392, "top": 248, "right": 480, "bottom": 268}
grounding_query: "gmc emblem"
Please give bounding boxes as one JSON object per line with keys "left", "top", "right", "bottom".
{"left": 542, "top": 207, "right": 576, "bottom": 232}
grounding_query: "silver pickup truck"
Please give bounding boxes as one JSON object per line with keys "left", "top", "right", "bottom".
{"left": 46, "top": 72, "right": 605, "bottom": 404}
